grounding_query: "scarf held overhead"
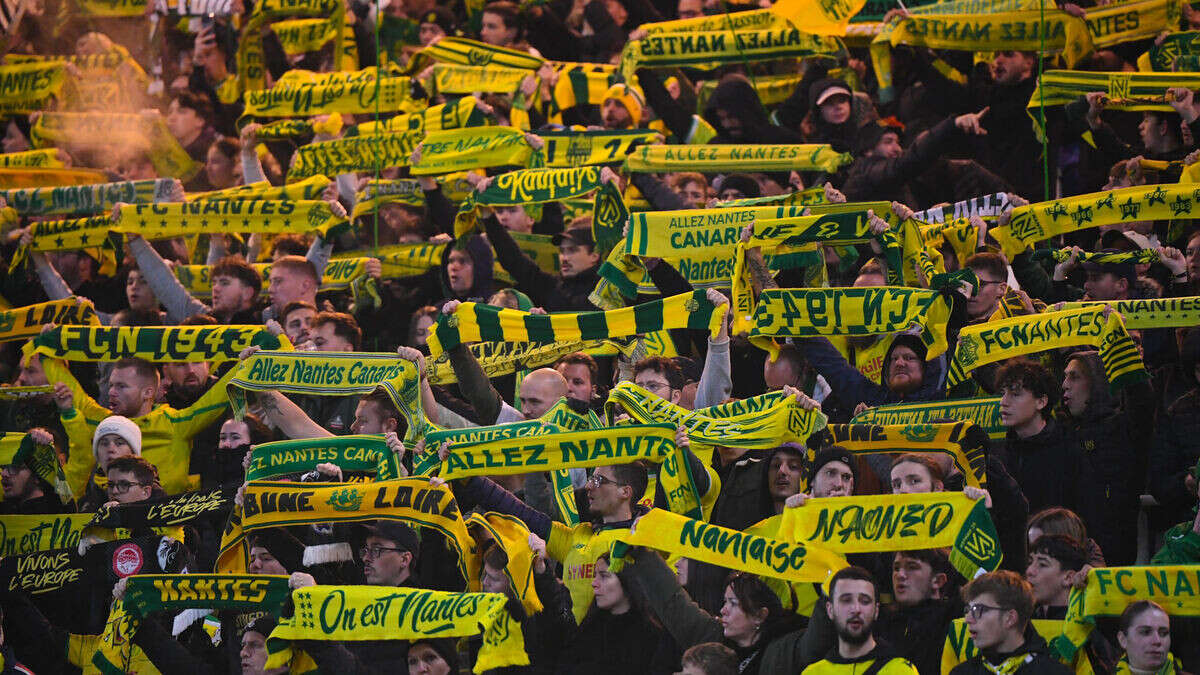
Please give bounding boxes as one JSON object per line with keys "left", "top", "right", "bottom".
{"left": 27, "top": 325, "right": 289, "bottom": 362}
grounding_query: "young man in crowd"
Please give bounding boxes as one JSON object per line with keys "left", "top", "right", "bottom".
{"left": 802, "top": 566, "right": 919, "bottom": 675}
{"left": 951, "top": 571, "right": 1072, "bottom": 675}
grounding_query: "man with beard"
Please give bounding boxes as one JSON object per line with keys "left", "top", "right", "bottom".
{"left": 801, "top": 566, "right": 918, "bottom": 675}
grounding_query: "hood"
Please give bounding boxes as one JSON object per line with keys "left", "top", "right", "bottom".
{"left": 702, "top": 75, "right": 774, "bottom": 140}
{"left": 883, "top": 333, "right": 946, "bottom": 401}
{"left": 440, "top": 234, "right": 494, "bottom": 301}
{"left": 758, "top": 443, "right": 806, "bottom": 511}
{"left": 1063, "top": 350, "right": 1117, "bottom": 421}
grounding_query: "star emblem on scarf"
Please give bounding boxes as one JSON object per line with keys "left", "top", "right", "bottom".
{"left": 1119, "top": 198, "right": 1141, "bottom": 220}
{"left": 1094, "top": 193, "right": 1115, "bottom": 211}
{"left": 1070, "top": 205, "right": 1093, "bottom": 226}
{"left": 1145, "top": 186, "right": 1167, "bottom": 206}
{"left": 1170, "top": 195, "right": 1192, "bottom": 217}
{"left": 1044, "top": 202, "right": 1069, "bottom": 221}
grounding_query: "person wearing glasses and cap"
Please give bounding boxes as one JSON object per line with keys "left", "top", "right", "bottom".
{"left": 950, "top": 571, "right": 1071, "bottom": 675}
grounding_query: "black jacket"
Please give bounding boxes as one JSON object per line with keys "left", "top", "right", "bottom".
{"left": 1059, "top": 351, "right": 1156, "bottom": 566}
{"left": 876, "top": 599, "right": 961, "bottom": 675}
{"left": 702, "top": 75, "right": 807, "bottom": 145}
{"left": 562, "top": 606, "right": 677, "bottom": 674}
{"left": 948, "top": 625, "right": 1072, "bottom": 675}
{"left": 484, "top": 216, "right": 599, "bottom": 312}
{"left": 842, "top": 116, "right": 964, "bottom": 206}
{"left": 1150, "top": 388, "right": 1200, "bottom": 527}
{"left": 1000, "top": 419, "right": 1080, "bottom": 517}
{"left": 945, "top": 454, "right": 1029, "bottom": 574}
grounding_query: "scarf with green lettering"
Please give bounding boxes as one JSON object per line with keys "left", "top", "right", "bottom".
{"left": 769, "top": 0, "right": 872, "bottom": 34}
{"left": 226, "top": 350, "right": 426, "bottom": 442}
{"left": 424, "top": 338, "right": 628, "bottom": 387}
{"left": 851, "top": 397, "right": 1004, "bottom": 441}
{"left": 0, "top": 432, "right": 72, "bottom": 503}
{"left": 780, "top": 491, "right": 1003, "bottom": 580}
{"left": 350, "top": 179, "right": 424, "bottom": 220}
{"left": 947, "top": 306, "right": 1147, "bottom": 391}
{"left": 1032, "top": 247, "right": 1161, "bottom": 266}
{"left": 1053, "top": 566, "right": 1200, "bottom": 661}
{"left": 265, "top": 586, "right": 527, "bottom": 674}
{"left": 536, "top": 129, "right": 662, "bottom": 168}
{"left": 27, "top": 325, "right": 288, "bottom": 362}
{"left": 235, "top": 0, "right": 345, "bottom": 94}
{"left": 112, "top": 199, "right": 350, "bottom": 239}
{"left": 612, "top": 508, "right": 847, "bottom": 583}
{"left": 71, "top": 0, "right": 146, "bottom": 17}
{"left": 0, "top": 298, "right": 99, "bottom": 342}
{"left": 246, "top": 436, "right": 399, "bottom": 481}
{"left": 991, "top": 184, "right": 1200, "bottom": 258}
{"left": 0, "top": 179, "right": 174, "bottom": 216}
{"left": 253, "top": 118, "right": 318, "bottom": 140}
{"left": 606, "top": 382, "right": 827, "bottom": 449}
{"left": 14, "top": 215, "right": 117, "bottom": 265}
{"left": 0, "top": 148, "right": 65, "bottom": 168}
{"left": 1060, "top": 296, "right": 1200, "bottom": 329}
{"left": 0, "top": 60, "right": 67, "bottom": 109}
{"left": 0, "top": 513, "right": 92, "bottom": 554}
{"left": 188, "top": 175, "right": 333, "bottom": 202}
{"left": 747, "top": 287, "right": 954, "bottom": 360}
{"left": 348, "top": 98, "right": 486, "bottom": 138}
{"left": 427, "top": 290, "right": 726, "bottom": 356}
{"left": 1139, "top": 31, "right": 1200, "bottom": 70}
{"left": 289, "top": 131, "right": 423, "bottom": 180}
{"left": 816, "top": 420, "right": 990, "bottom": 488}
{"left": 433, "top": 64, "right": 531, "bottom": 95}
{"left": 270, "top": 16, "right": 340, "bottom": 56}
{"left": 623, "top": 144, "right": 851, "bottom": 174}
{"left": 93, "top": 575, "right": 290, "bottom": 674}
{"left": 454, "top": 166, "right": 604, "bottom": 236}
{"left": 410, "top": 36, "right": 544, "bottom": 72}
{"left": 411, "top": 126, "right": 537, "bottom": 176}
{"left": 624, "top": 204, "right": 809, "bottom": 259}
{"left": 217, "top": 478, "right": 478, "bottom": 587}
{"left": 721, "top": 187, "right": 829, "bottom": 209}
{"left": 31, "top": 112, "right": 199, "bottom": 180}
{"left": 619, "top": 28, "right": 844, "bottom": 82}
{"left": 1027, "top": 69, "right": 1200, "bottom": 115}
{"left": 244, "top": 75, "right": 419, "bottom": 119}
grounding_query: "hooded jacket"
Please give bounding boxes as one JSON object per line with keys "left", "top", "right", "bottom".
{"left": 799, "top": 334, "right": 947, "bottom": 423}
{"left": 702, "top": 75, "right": 806, "bottom": 145}
{"left": 1059, "top": 351, "right": 1156, "bottom": 566}
{"left": 876, "top": 599, "right": 962, "bottom": 675}
{"left": 948, "top": 624, "right": 1073, "bottom": 675}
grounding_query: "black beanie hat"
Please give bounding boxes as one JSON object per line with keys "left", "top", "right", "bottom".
{"left": 248, "top": 528, "right": 305, "bottom": 574}
{"left": 718, "top": 173, "right": 761, "bottom": 199}
{"left": 807, "top": 445, "right": 858, "bottom": 487}
{"left": 411, "top": 637, "right": 460, "bottom": 671}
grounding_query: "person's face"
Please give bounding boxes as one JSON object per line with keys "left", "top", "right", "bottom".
{"left": 352, "top": 399, "right": 395, "bottom": 435}
{"left": 854, "top": 271, "right": 885, "bottom": 287}
{"left": 676, "top": 0, "right": 702, "bottom": 18}
{"left": 964, "top": 592, "right": 1015, "bottom": 650}
{"left": 1083, "top": 271, "right": 1127, "bottom": 301}
{"left": 890, "top": 460, "right": 941, "bottom": 494}
{"left": 718, "top": 585, "right": 760, "bottom": 644}
{"left": 1025, "top": 552, "right": 1072, "bottom": 606}
{"left": 673, "top": 179, "right": 706, "bottom": 209}
{"left": 162, "top": 361, "right": 209, "bottom": 390}
{"left": 362, "top": 535, "right": 411, "bottom": 585}
{"left": 16, "top": 355, "right": 48, "bottom": 387}
{"left": 1, "top": 464, "right": 35, "bottom": 500}
{"left": 310, "top": 322, "right": 353, "bottom": 352}
{"left": 601, "top": 99, "right": 632, "bottom": 129}
{"left": 2, "top": 120, "right": 30, "bottom": 154}
{"left": 283, "top": 307, "right": 315, "bottom": 345}
{"left": 893, "top": 555, "right": 942, "bottom": 606}
{"left": 212, "top": 275, "right": 255, "bottom": 314}
{"left": 418, "top": 22, "right": 446, "bottom": 46}
{"left": 767, "top": 452, "right": 803, "bottom": 502}
{"left": 493, "top": 205, "right": 533, "bottom": 233}
{"left": 634, "top": 369, "right": 679, "bottom": 404}
{"left": 585, "top": 466, "right": 630, "bottom": 518}
{"left": 1139, "top": 112, "right": 1166, "bottom": 150}
{"left": 1062, "top": 360, "right": 1091, "bottom": 418}
{"left": 479, "top": 12, "right": 514, "bottom": 46}
{"left": 811, "top": 460, "right": 853, "bottom": 498}
{"left": 268, "top": 269, "right": 309, "bottom": 310}
{"left": 108, "top": 366, "right": 154, "bottom": 417}
{"left": 106, "top": 468, "right": 152, "bottom": 504}
{"left": 763, "top": 357, "right": 800, "bottom": 391}
{"left": 166, "top": 99, "right": 206, "bottom": 142}
{"left": 219, "top": 419, "right": 252, "bottom": 450}
{"left": 872, "top": 131, "right": 903, "bottom": 159}
{"left": 406, "top": 643, "right": 451, "bottom": 675}
{"left": 248, "top": 546, "right": 288, "bottom": 575}
{"left": 591, "top": 558, "right": 628, "bottom": 610}
{"left": 1185, "top": 234, "right": 1200, "bottom": 283}
{"left": 240, "top": 631, "right": 269, "bottom": 675}
{"left": 445, "top": 249, "right": 475, "bottom": 294}
{"left": 827, "top": 579, "right": 877, "bottom": 646}
{"left": 556, "top": 363, "right": 594, "bottom": 402}
{"left": 718, "top": 187, "right": 745, "bottom": 201}
{"left": 715, "top": 108, "right": 742, "bottom": 139}
{"left": 126, "top": 270, "right": 157, "bottom": 312}
{"left": 559, "top": 241, "right": 599, "bottom": 278}
{"left": 885, "top": 346, "right": 923, "bottom": 394}
{"left": 603, "top": 0, "right": 628, "bottom": 25}
{"left": 411, "top": 314, "right": 435, "bottom": 347}
{"left": 481, "top": 563, "right": 509, "bottom": 594}
{"left": 1119, "top": 609, "right": 1171, "bottom": 672}
{"left": 999, "top": 383, "right": 1046, "bottom": 430}
{"left": 969, "top": 272, "right": 1007, "bottom": 319}
{"left": 820, "top": 93, "right": 852, "bottom": 126}
{"left": 991, "top": 50, "right": 1032, "bottom": 85}
{"left": 96, "top": 433, "right": 135, "bottom": 471}
{"left": 205, "top": 146, "right": 237, "bottom": 189}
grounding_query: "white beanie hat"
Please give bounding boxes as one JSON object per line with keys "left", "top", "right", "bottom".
{"left": 93, "top": 416, "right": 142, "bottom": 457}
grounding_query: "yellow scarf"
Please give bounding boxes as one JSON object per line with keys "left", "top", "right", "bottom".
{"left": 0, "top": 148, "right": 65, "bottom": 168}
{"left": 1060, "top": 297, "right": 1200, "bottom": 330}
{"left": 31, "top": 112, "right": 199, "bottom": 180}
{"left": 112, "top": 200, "right": 349, "bottom": 239}
{"left": 0, "top": 513, "right": 92, "bottom": 554}
{"left": 624, "top": 144, "right": 851, "bottom": 174}
{"left": 538, "top": 129, "right": 663, "bottom": 168}
{"left": 432, "top": 64, "right": 531, "bottom": 95}
{"left": 288, "top": 131, "right": 423, "bottom": 181}
{"left": 242, "top": 75, "right": 419, "bottom": 118}
{"left": 466, "top": 511, "right": 543, "bottom": 614}
{"left": 851, "top": 397, "right": 1004, "bottom": 441}
{"left": 187, "top": 175, "right": 333, "bottom": 202}
{"left": 0, "top": 298, "right": 99, "bottom": 343}
{"left": 819, "top": 420, "right": 991, "bottom": 488}
{"left": 0, "top": 60, "right": 67, "bottom": 109}
{"left": 410, "top": 126, "right": 536, "bottom": 176}
{"left": 26, "top": 325, "right": 289, "bottom": 362}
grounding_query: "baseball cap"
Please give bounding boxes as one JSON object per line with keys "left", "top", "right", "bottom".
{"left": 365, "top": 520, "right": 420, "bottom": 555}
{"left": 1081, "top": 249, "right": 1137, "bottom": 284}
{"left": 810, "top": 79, "right": 852, "bottom": 108}
{"left": 551, "top": 226, "right": 594, "bottom": 248}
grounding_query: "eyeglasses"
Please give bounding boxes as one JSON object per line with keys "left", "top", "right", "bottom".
{"left": 107, "top": 480, "right": 147, "bottom": 494}
{"left": 586, "top": 473, "right": 626, "bottom": 489}
{"left": 638, "top": 380, "right": 671, "bottom": 394}
{"left": 360, "top": 545, "right": 404, "bottom": 559}
{"left": 964, "top": 602, "right": 1007, "bottom": 620}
